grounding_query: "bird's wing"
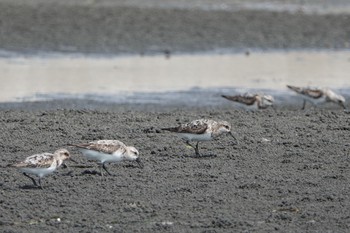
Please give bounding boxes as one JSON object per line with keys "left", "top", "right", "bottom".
{"left": 13, "top": 153, "right": 54, "bottom": 168}
{"left": 287, "top": 85, "right": 323, "bottom": 99}
{"left": 179, "top": 120, "right": 209, "bottom": 134}
{"left": 72, "top": 142, "right": 124, "bottom": 154}
{"left": 222, "top": 95, "right": 257, "bottom": 105}
{"left": 302, "top": 88, "right": 323, "bottom": 99}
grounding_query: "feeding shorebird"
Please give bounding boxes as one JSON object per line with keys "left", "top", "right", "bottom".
{"left": 69, "top": 140, "right": 142, "bottom": 176}
{"left": 10, "top": 148, "right": 71, "bottom": 189}
{"left": 287, "top": 85, "right": 346, "bottom": 110}
{"left": 162, "top": 119, "right": 237, "bottom": 157}
{"left": 221, "top": 93, "right": 274, "bottom": 111}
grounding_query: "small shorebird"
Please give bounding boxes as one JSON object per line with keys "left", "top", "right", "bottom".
{"left": 221, "top": 93, "right": 274, "bottom": 110}
{"left": 10, "top": 148, "right": 71, "bottom": 189}
{"left": 162, "top": 119, "right": 237, "bottom": 157}
{"left": 287, "top": 85, "right": 346, "bottom": 110}
{"left": 69, "top": 140, "right": 142, "bottom": 176}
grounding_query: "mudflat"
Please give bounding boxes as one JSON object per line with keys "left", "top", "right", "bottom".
{"left": 0, "top": 1, "right": 350, "bottom": 54}
{"left": 1, "top": 107, "right": 350, "bottom": 232}
{"left": 1, "top": 0, "right": 350, "bottom": 232}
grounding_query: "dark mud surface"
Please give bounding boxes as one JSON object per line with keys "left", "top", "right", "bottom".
{"left": 1, "top": 107, "right": 350, "bottom": 232}
{"left": 1, "top": 1, "right": 350, "bottom": 54}
{"left": 1, "top": 1, "right": 350, "bottom": 231}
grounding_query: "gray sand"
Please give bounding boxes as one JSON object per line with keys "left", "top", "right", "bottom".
{"left": 1, "top": 107, "right": 350, "bottom": 232}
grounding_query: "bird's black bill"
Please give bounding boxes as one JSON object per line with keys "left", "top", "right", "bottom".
{"left": 229, "top": 132, "right": 238, "bottom": 145}
{"left": 70, "top": 158, "right": 78, "bottom": 163}
{"left": 136, "top": 158, "right": 144, "bottom": 168}
{"left": 340, "top": 102, "right": 346, "bottom": 110}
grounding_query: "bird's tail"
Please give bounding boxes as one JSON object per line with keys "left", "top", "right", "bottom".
{"left": 67, "top": 143, "right": 87, "bottom": 149}
{"left": 7, "top": 162, "right": 25, "bottom": 168}
{"left": 221, "top": 95, "right": 229, "bottom": 99}
{"left": 286, "top": 85, "right": 303, "bottom": 94}
{"left": 221, "top": 95, "right": 235, "bottom": 101}
{"left": 161, "top": 127, "right": 179, "bottom": 132}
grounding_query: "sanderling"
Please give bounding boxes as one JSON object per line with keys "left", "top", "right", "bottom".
{"left": 221, "top": 93, "right": 274, "bottom": 110}
{"left": 10, "top": 148, "right": 71, "bottom": 189}
{"left": 69, "top": 140, "right": 142, "bottom": 176}
{"left": 287, "top": 85, "right": 346, "bottom": 110}
{"left": 162, "top": 119, "right": 237, "bottom": 157}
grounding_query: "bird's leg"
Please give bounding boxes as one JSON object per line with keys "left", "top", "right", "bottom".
{"left": 38, "top": 177, "right": 43, "bottom": 189}
{"left": 194, "top": 142, "right": 201, "bottom": 157}
{"left": 185, "top": 141, "right": 195, "bottom": 149}
{"left": 185, "top": 141, "right": 196, "bottom": 153}
{"left": 184, "top": 141, "right": 203, "bottom": 157}
{"left": 99, "top": 163, "right": 104, "bottom": 177}
{"left": 302, "top": 100, "right": 306, "bottom": 110}
{"left": 23, "top": 173, "right": 38, "bottom": 187}
{"left": 102, "top": 163, "right": 112, "bottom": 176}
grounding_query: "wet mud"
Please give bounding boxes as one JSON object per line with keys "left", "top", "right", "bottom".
{"left": 1, "top": 107, "right": 350, "bottom": 232}
{"left": 1, "top": 1, "right": 350, "bottom": 232}
{"left": 0, "top": 1, "right": 350, "bottom": 54}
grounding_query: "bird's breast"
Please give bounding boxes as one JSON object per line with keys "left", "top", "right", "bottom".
{"left": 178, "top": 132, "right": 212, "bottom": 142}
{"left": 80, "top": 149, "right": 123, "bottom": 163}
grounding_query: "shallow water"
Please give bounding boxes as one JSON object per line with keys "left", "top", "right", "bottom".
{"left": 1, "top": 50, "right": 350, "bottom": 106}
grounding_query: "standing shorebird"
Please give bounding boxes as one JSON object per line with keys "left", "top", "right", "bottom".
{"left": 162, "top": 119, "right": 237, "bottom": 157}
{"left": 221, "top": 93, "right": 274, "bottom": 111}
{"left": 287, "top": 85, "right": 346, "bottom": 110}
{"left": 10, "top": 148, "right": 71, "bottom": 189}
{"left": 69, "top": 140, "right": 142, "bottom": 176}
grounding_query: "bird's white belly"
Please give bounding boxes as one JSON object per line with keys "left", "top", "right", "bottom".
{"left": 20, "top": 166, "right": 56, "bottom": 178}
{"left": 178, "top": 132, "right": 212, "bottom": 142}
{"left": 302, "top": 95, "right": 326, "bottom": 105}
{"left": 80, "top": 149, "right": 123, "bottom": 163}
{"left": 233, "top": 102, "right": 258, "bottom": 111}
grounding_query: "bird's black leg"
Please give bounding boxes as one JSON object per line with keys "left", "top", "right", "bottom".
{"left": 38, "top": 177, "right": 43, "bottom": 189}
{"left": 185, "top": 141, "right": 194, "bottom": 149}
{"left": 302, "top": 100, "right": 306, "bottom": 110}
{"left": 194, "top": 142, "right": 201, "bottom": 157}
{"left": 99, "top": 164, "right": 104, "bottom": 177}
{"left": 185, "top": 141, "right": 198, "bottom": 156}
{"left": 102, "top": 163, "right": 112, "bottom": 176}
{"left": 23, "top": 173, "right": 38, "bottom": 187}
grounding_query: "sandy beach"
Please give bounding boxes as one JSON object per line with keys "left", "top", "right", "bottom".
{"left": 1, "top": 0, "right": 350, "bottom": 232}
